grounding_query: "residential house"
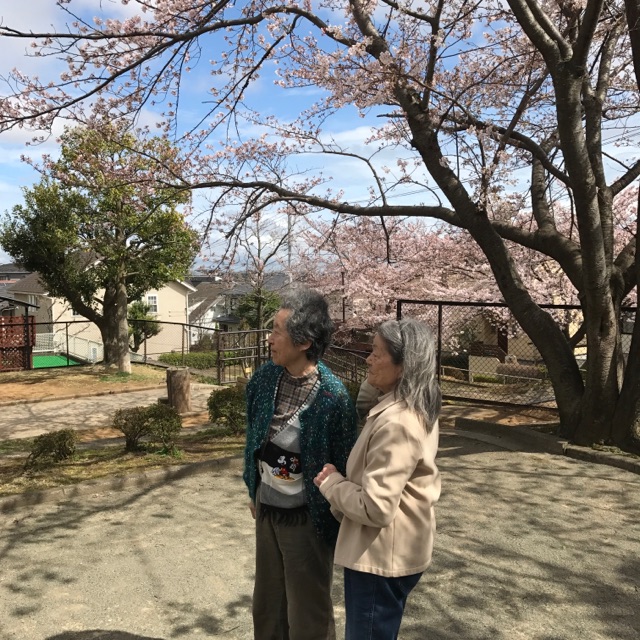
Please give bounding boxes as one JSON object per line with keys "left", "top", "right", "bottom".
{"left": 7, "top": 273, "right": 195, "bottom": 362}
{"left": 187, "top": 281, "right": 227, "bottom": 346}
{"left": 0, "top": 263, "right": 30, "bottom": 283}
{"left": 188, "top": 272, "right": 292, "bottom": 339}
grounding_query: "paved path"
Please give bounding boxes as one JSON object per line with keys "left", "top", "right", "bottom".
{"left": 0, "top": 433, "right": 638, "bottom": 640}
{"left": 0, "top": 384, "right": 217, "bottom": 441}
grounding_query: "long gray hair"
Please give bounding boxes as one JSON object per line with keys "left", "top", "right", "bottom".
{"left": 377, "top": 318, "right": 441, "bottom": 430}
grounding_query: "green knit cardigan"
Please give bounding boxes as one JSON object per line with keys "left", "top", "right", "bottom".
{"left": 243, "top": 360, "right": 357, "bottom": 546}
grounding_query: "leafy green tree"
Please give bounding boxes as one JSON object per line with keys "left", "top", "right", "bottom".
{"left": 1, "top": 122, "right": 199, "bottom": 373}
{"left": 128, "top": 301, "right": 161, "bottom": 353}
{"left": 236, "top": 290, "right": 281, "bottom": 330}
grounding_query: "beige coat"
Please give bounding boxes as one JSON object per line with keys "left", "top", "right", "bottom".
{"left": 319, "top": 391, "right": 440, "bottom": 577}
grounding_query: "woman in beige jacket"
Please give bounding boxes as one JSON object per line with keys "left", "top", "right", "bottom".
{"left": 314, "top": 318, "right": 441, "bottom": 640}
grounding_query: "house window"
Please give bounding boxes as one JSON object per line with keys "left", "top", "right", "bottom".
{"left": 146, "top": 295, "right": 158, "bottom": 314}
{"left": 27, "top": 295, "right": 37, "bottom": 307}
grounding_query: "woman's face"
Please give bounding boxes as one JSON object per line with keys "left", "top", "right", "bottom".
{"left": 366, "top": 333, "right": 403, "bottom": 394}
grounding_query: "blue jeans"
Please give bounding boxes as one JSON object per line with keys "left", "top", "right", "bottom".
{"left": 343, "top": 568, "right": 422, "bottom": 640}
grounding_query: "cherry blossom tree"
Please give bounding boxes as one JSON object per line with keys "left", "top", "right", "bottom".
{"left": 1, "top": 0, "right": 639, "bottom": 450}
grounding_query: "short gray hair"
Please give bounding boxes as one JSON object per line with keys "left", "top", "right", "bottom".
{"left": 280, "top": 287, "right": 334, "bottom": 362}
{"left": 376, "top": 318, "right": 441, "bottom": 430}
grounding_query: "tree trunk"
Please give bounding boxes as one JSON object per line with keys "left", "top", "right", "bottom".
{"left": 166, "top": 367, "right": 192, "bottom": 413}
{"left": 100, "top": 280, "right": 131, "bottom": 374}
{"left": 611, "top": 341, "right": 640, "bottom": 454}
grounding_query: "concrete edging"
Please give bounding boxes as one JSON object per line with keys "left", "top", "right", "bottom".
{"left": 453, "top": 416, "right": 640, "bottom": 475}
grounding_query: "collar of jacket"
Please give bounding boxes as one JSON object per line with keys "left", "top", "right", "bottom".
{"left": 367, "top": 390, "right": 406, "bottom": 419}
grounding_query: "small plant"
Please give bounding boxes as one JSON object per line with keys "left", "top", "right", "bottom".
{"left": 113, "top": 403, "right": 183, "bottom": 453}
{"left": 25, "top": 429, "right": 77, "bottom": 469}
{"left": 145, "top": 403, "right": 183, "bottom": 454}
{"left": 113, "top": 406, "right": 153, "bottom": 452}
{"left": 208, "top": 386, "right": 247, "bottom": 434}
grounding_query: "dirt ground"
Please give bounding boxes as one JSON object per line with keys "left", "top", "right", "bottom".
{"left": 0, "top": 364, "right": 558, "bottom": 438}
{"left": 0, "top": 364, "right": 167, "bottom": 403}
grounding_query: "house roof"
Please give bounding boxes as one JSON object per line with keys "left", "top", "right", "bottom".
{"left": 6, "top": 272, "right": 48, "bottom": 295}
{"left": 189, "top": 282, "right": 226, "bottom": 323}
{"left": 0, "top": 263, "right": 30, "bottom": 277}
{"left": 8, "top": 271, "right": 196, "bottom": 297}
{"left": 223, "top": 272, "right": 290, "bottom": 297}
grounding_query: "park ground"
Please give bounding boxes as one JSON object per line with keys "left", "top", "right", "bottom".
{"left": 0, "top": 364, "right": 562, "bottom": 498}
{"left": 0, "top": 365, "right": 638, "bottom": 639}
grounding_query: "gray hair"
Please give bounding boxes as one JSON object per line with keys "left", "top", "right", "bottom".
{"left": 280, "top": 287, "right": 334, "bottom": 362}
{"left": 377, "top": 318, "right": 441, "bottom": 430}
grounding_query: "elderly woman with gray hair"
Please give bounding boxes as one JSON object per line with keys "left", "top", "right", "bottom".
{"left": 314, "top": 318, "right": 441, "bottom": 640}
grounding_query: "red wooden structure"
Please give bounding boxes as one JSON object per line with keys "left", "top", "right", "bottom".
{"left": 0, "top": 315, "right": 35, "bottom": 371}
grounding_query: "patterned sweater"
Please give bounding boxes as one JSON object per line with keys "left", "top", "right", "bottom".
{"left": 243, "top": 360, "right": 358, "bottom": 546}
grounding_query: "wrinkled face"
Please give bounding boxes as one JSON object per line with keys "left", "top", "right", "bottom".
{"left": 268, "top": 309, "right": 311, "bottom": 375}
{"left": 366, "top": 333, "right": 403, "bottom": 394}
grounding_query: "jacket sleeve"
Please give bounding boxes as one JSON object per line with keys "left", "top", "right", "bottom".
{"left": 242, "top": 376, "right": 258, "bottom": 494}
{"left": 320, "top": 415, "right": 422, "bottom": 528}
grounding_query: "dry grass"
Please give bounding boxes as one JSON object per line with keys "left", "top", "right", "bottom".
{"left": 0, "top": 364, "right": 167, "bottom": 403}
{"left": 0, "top": 364, "right": 245, "bottom": 498}
{"left": 0, "top": 427, "right": 245, "bottom": 497}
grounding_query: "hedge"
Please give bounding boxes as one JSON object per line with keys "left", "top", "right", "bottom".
{"left": 158, "top": 352, "right": 217, "bottom": 369}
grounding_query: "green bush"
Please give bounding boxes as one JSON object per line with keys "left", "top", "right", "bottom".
{"left": 191, "top": 334, "right": 215, "bottom": 352}
{"left": 145, "top": 403, "right": 183, "bottom": 453}
{"left": 25, "top": 429, "right": 77, "bottom": 469}
{"left": 113, "top": 403, "right": 183, "bottom": 453}
{"left": 472, "top": 374, "right": 502, "bottom": 384}
{"left": 208, "top": 386, "right": 247, "bottom": 434}
{"left": 113, "top": 406, "right": 152, "bottom": 452}
{"left": 344, "top": 381, "right": 361, "bottom": 406}
{"left": 441, "top": 353, "right": 470, "bottom": 371}
{"left": 158, "top": 352, "right": 217, "bottom": 369}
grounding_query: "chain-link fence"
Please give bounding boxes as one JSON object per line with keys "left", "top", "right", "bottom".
{"left": 397, "top": 299, "right": 636, "bottom": 409}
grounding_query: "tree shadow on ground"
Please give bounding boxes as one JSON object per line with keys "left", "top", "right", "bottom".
{"left": 2, "top": 435, "right": 639, "bottom": 640}
{"left": 47, "top": 632, "right": 165, "bottom": 640}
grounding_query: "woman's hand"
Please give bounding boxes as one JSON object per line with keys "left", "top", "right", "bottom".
{"left": 314, "top": 463, "right": 338, "bottom": 487}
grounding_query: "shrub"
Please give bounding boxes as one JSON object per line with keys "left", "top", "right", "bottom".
{"left": 441, "top": 353, "right": 469, "bottom": 372}
{"left": 113, "top": 406, "right": 152, "bottom": 452}
{"left": 145, "top": 403, "right": 183, "bottom": 453}
{"left": 113, "top": 403, "right": 183, "bottom": 453}
{"left": 495, "top": 363, "right": 547, "bottom": 380}
{"left": 25, "top": 429, "right": 77, "bottom": 469}
{"left": 441, "top": 366, "right": 467, "bottom": 381}
{"left": 191, "top": 334, "right": 215, "bottom": 352}
{"left": 472, "top": 374, "right": 502, "bottom": 384}
{"left": 344, "top": 381, "right": 361, "bottom": 406}
{"left": 208, "top": 386, "right": 247, "bottom": 434}
{"left": 158, "top": 352, "right": 217, "bottom": 369}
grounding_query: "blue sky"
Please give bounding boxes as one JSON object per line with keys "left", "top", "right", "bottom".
{"left": 0, "top": 1, "right": 452, "bottom": 270}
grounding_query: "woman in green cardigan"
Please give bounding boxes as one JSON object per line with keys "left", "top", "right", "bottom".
{"left": 243, "top": 288, "right": 357, "bottom": 640}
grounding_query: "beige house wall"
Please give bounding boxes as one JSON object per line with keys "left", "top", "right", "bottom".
{"left": 16, "top": 282, "right": 193, "bottom": 361}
